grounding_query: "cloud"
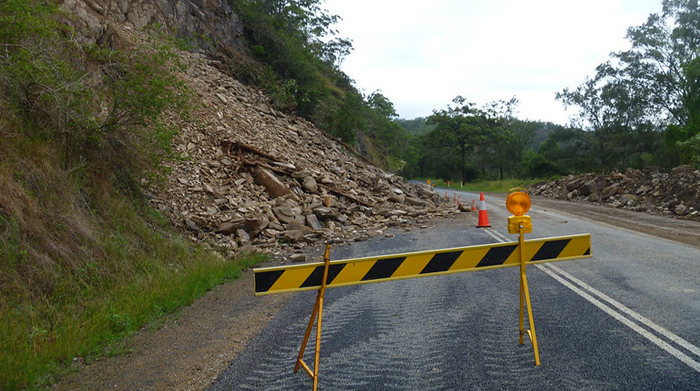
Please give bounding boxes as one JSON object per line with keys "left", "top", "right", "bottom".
{"left": 323, "top": 0, "right": 661, "bottom": 123}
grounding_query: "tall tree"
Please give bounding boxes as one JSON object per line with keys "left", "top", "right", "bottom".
{"left": 557, "top": 0, "right": 700, "bottom": 167}
{"left": 426, "top": 96, "right": 498, "bottom": 183}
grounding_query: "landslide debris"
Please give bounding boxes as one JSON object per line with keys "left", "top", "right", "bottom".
{"left": 62, "top": 0, "right": 457, "bottom": 258}
{"left": 147, "top": 49, "right": 453, "bottom": 258}
{"left": 528, "top": 166, "right": 700, "bottom": 221}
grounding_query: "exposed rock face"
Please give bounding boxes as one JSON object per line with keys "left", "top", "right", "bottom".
{"left": 529, "top": 166, "right": 700, "bottom": 221}
{"left": 61, "top": 0, "right": 245, "bottom": 53}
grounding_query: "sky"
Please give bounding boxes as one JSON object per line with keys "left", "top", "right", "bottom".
{"left": 322, "top": 0, "right": 663, "bottom": 125}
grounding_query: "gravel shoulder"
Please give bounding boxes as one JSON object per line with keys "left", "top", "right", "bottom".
{"left": 50, "top": 197, "right": 699, "bottom": 391}
{"left": 531, "top": 195, "right": 700, "bottom": 249}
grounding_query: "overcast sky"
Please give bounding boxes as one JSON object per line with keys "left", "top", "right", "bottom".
{"left": 322, "top": 0, "right": 663, "bottom": 124}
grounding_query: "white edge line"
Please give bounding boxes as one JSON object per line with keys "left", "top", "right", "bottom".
{"left": 539, "top": 265, "right": 700, "bottom": 373}
{"left": 484, "top": 228, "right": 508, "bottom": 242}
{"left": 542, "top": 263, "right": 700, "bottom": 359}
{"left": 486, "top": 229, "right": 700, "bottom": 372}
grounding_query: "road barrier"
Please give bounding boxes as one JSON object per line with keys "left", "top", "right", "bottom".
{"left": 254, "top": 234, "right": 590, "bottom": 295}
{"left": 252, "top": 189, "right": 592, "bottom": 390}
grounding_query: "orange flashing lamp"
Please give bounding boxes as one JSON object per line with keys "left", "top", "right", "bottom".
{"left": 507, "top": 188, "right": 532, "bottom": 234}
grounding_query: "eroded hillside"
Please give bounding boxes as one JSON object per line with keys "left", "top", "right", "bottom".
{"left": 152, "top": 47, "right": 451, "bottom": 258}
{"left": 60, "top": 0, "right": 453, "bottom": 259}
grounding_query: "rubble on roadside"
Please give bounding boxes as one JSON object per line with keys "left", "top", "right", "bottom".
{"left": 148, "top": 51, "right": 457, "bottom": 258}
{"left": 528, "top": 166, "right": 700, "bottom": 221}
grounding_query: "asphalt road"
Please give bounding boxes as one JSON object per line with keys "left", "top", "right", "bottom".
{"left": 208, "top": 188, "right": 700, "bottom": 390}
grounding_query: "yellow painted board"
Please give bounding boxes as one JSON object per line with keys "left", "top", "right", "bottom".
{"left": 254, "top": 234, "right": 591, "bottom": 295}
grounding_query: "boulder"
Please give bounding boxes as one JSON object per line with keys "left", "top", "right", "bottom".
{"left": 253, "top": 166, "right": 297, "bottom": 200}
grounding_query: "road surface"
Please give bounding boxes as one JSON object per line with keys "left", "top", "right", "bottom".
{"left": 209, "top": 188, "right": 700, "bottom": 390}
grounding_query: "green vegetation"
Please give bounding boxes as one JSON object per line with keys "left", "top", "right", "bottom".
{"left": 226, "top": 1, "right": 698, "bottom": 182}
{"left": 555, "top": 0, "right": 700, "bottom": 168}
{"left": 399, "top": 0, "right": 700, "bottom": 184}
{"left": 2, "top": 1, "right": 697, "bottom": 387}
{"left": 226, "top": 0, "right": 409, "bottom": 170}
{"left": 0, "top": 2, "right": 265, "bottom": 389}
{"left": 425, "top": 178, "right": 546, "bottom": 193}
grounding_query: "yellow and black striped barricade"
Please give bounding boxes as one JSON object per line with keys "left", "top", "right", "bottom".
{"left": 254, "top": 234, "right": 591, "bottom": 295}
{"left": 254, "top": 233, "right": 591, "bottom": 390}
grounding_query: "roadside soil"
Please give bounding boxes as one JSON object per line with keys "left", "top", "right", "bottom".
{"left": 531, "top": 195, "right": 700, "bottom": 248}
{"left": 50, "top": 197, "right": 699, "bottom": 391}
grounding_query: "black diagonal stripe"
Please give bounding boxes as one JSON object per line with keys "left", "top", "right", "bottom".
{"left": 531, "top": 239, "right": 571, "bottom": 262}
{"left": 584, "top": 248, "right": 591, "bottom": 256}
{"left": 476, "top": 245, "right": 517, "bottom": 268}
{"left": 255, "top": 270, "right": 285, "bottom": 293}
{"left": 300, "top": 263, "right": 346, "bottom": 288}
{"left": 420, "top": 251, "right": 462, "bottom": 274}
{"left": 362, "top": 257, "right": 405, "bottom": 281}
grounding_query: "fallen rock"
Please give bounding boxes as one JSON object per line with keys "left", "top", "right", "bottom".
{"left": 306, "top": 214, "right": 323, "bottom": 230}
{"left": 302, "top": 176, "right": 318, "bottom": 193}
{"left": 254, "top": 166, "right": 297, "bottom": 200}
{"left": 529, "top": 167, "right": 700, "bottom": 221}
{"left": 290, "top": 253, "right": 307, "bottom": 263}
{"left": 214, "top": 219, "right": 244, "bottom": 234}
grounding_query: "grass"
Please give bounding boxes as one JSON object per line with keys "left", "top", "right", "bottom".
{"left": 0, "top": 7, "right": 252, "bottom": 389}
{"left": 0, "top": 195, "right": 267, "bottom": 390}
{"left": 0, "top": 108, "right": 265, "bottom": 391}
{"left": 422, "top": 178, "right": 552, "bottom": 193}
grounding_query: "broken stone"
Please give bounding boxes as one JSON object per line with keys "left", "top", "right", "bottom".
{"left": 306, "top": 214, "right": 323, "bottom": 230}
{"left": 271, "top": 161, "right": 296, "bottom": 170}
{"left": 273, "top": 206, "right": 296, "bottom": 224}
{"left": 290, "top": 253, "right": 307, "bottom": 263}
{"left": 313, "top": 207, "right": 338, "bottom": 220}
{"left": 253, "top": 166, "right": 296, "bottom": 200}
{"left": 243, "top": 214, "right": 269, "bottom": 236}
{"left": 214, "top": 219, "right": 244, "bottom": 235}
{"left": 283, "top": 229, "right": 305, "bottom": 243}
{"left": 675, "top": 204, "right": 689, "bottom": 216}
{"left": 302, "top": 176, "right": 318, "bottom": 193}
{"left": 236, "top": 229, "right": 250, "bottom": 242}
{"left": 405, "top": 197, "right": 426, "bottom": 207}
{"left": 619, "top": 194, "right": 638, "bottom": 207}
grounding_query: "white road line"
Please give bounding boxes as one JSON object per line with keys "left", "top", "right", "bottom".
{"left": 538, "top": 265, "right": 700, "bottom": 373}
{"left": 484, "top": 228, "right": 509, "bottom": 242}
{"left": 542, "top": 263, "right": 700, "bottom": 359}
{"left": 485, "top": 229, "right": 700, "bottom": 372}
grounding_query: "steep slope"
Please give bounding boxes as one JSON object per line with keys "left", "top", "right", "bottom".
{"left": 60, "top": 1, "right": 452, "bottom": 258}
{"left": 151, "top": 46, "right": 450, "bottom": 257}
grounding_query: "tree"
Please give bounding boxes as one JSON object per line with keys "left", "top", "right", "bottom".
{"left": 426, "top": 96, "right": 499, "bottom": 183}
{"left": 230, "top": 0, "right": 353, "bottom": 121}
{"left": 557, "top": 0, "right": 700, "bottom": 167}
{"left": 482, "top": 97, "right": 520, "bottom": 179}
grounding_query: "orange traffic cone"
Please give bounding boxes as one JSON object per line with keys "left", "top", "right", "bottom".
{"left": 476, "top": 192, "right": 491, "bottom": 228}
{"left": 471, "top": 199, "right": 477, "bottom": 212}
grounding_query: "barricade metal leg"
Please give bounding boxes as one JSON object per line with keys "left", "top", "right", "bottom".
{"left": 518, "top": 228, "right": 541, "bottom": 366}
{"left": 294, "top": 244, "right": 331, "bottom": 391}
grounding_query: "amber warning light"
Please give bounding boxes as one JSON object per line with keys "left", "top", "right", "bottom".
{"left": 507, "top": 188, "right": 532, "bottom": 234}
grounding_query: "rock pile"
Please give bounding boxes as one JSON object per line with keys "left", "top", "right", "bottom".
{"left": 61, "top": 2, "right": 459, "bottom": 259}
{"left": 528, "top": 166, "right": 700, "bottom": 221}
{"left": 146, "top": 49, "right": 454, "bottom": 258}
